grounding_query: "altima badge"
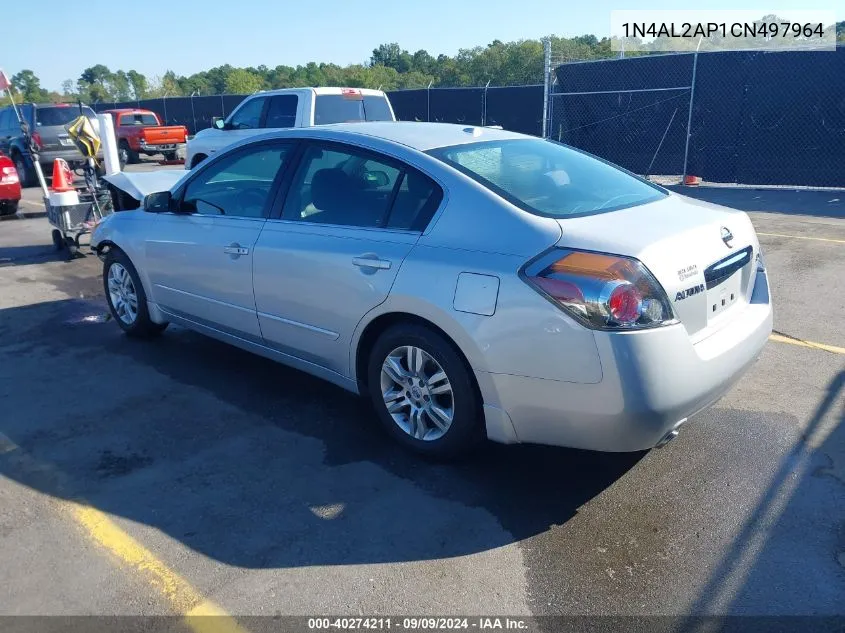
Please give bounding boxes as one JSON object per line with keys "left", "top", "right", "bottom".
{"left": 721, "top": 226, "right": 734, "bottom": 247}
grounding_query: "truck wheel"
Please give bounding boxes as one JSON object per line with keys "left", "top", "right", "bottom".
{"left": 12, "top": 153, "right": 34, "bottom": 188}
{"left": 120, "top": 141, "right": 140, "bottom": 165}
{"left": 117, "top": 142, "right": 129, "bottom": 169}
{"left": 190, "top": 154, "right": 207, "bottom": 169}
{"left": 164, "top": 152, "right": 178, "bottom": 162}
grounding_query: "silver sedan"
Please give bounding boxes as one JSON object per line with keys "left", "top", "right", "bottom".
{"left": 92, "top": 122, "right": 773, "bottom": 459}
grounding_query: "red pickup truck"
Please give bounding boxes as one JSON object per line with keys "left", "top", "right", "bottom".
{"left": 105, "top": 109, "right": 188, "bottom": 164}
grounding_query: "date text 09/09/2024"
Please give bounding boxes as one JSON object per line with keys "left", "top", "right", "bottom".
{"left": 622, "top": 22, "right": 825, "bottom": 39}
{"left": 307, "top": 617, "right": 529, "bottom": 630}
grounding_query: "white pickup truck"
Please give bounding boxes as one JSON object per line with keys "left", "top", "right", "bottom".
{"left": 186, "top": 87, "right": 395, "bottom": 168}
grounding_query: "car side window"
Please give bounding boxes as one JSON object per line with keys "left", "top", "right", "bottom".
{"left": 228, "top": 97, "right": 266, "bottom": 130}
{"left": 387, "top": 170, "right": 443, "bottom": 231}
{"left": 281, "top": 144, "right": 402, "bottom": 228}
{"left": 181, "top": 143, "right": 292, "bottom": 219}
{"left": 264, "top": 95, "right": 297, "bottom": 128}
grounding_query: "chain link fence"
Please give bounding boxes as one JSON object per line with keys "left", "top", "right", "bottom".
{"left": 92, "top": 45, "right": 845, "bottom": 188}
{"left": 93, "top": 86, "right": 546, "bottom": 137}
{"left": 545, "top": 44, "right": 845, "bottom": 188}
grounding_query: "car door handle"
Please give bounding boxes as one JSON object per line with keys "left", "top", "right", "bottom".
{"left": 352, "top": 256, "right": 391, "bottom": 270}
{"left": 223, "top": 244, "right": 250, "bottom": 256}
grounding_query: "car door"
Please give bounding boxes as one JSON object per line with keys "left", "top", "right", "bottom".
{"left": 253, "top": 141, "right": 444, "bottom": 375}
{"left": 144, "top": 139, "right": 297, "bottom": 341}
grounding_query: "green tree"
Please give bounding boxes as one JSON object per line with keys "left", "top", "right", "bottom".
{"left": 109, "top": 70, "right": 132, "bottom": 101}
{"left": 78, "top": 64, "right": 113, "bottom": 102}
{"left": 126, "top": 70, "right": 148, "bottom": 100}
{"left": 224, "top": 68, "right": 264, "bottom": 94}
{"left": 11, "top": 70, "right": 49, "bottom": 102}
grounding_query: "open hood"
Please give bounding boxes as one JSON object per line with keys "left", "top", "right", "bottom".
{"left": 103, "top": 170, "right": 189, "bottom": 201}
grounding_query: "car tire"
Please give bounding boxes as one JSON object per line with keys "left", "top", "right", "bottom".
{"left": 12, "top": 153, "right": 34, "bottom": 188}
{"left": 0, "top": 200, "right": 19, "bottom": 216}
{"left": 164, "top": 152, "right": 178, "bottom": 162}
{"left": 190, "top": 154, "right": 207, "bottom": 169}
{"left": 366, "top": 323, "right": 483, "bottom": 460}
{"left": 102, "top": 248, "right": 168, "bottom": 338}
{"left": 120, "top": 141, "right": 139, "bottom": 165}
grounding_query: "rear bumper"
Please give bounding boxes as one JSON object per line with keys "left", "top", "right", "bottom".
{"left": 36, "top": 149, "right": 103, "bottom": 167}
{"left": 139, "top": 141, "right": 181, "bottom": 152}
{"left": 479, "top": 269, "right": 773, "bottom": 452}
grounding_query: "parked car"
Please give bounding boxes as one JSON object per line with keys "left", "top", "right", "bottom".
{"left": 92, "top": 122, "right": 772, "bottom": 459}
{"left": 0, "top": 102, "right": 102, "bottom": 187}
{"left": 0, "top": 152, "right": 21, "bottom": 216}
{"left": 104, "top": 109, "right": 188, "bottom": 165}
{"left": 185, "top": 87, "right": 395, "bottom": 168}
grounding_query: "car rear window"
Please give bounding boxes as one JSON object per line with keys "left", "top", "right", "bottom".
{"left": 427, "top": 139, "right": 667, "bottom": 218}
{"left": 36, "top": 106, "right": 97, "bottom": 127}
{"left": 120, "top": 113, "right": 159, "bottom": 126}
{"left": 313, "top": 95, "right": 393, "bottom": 125}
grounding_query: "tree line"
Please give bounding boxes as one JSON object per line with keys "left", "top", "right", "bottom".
{"left": 4, "top": 24, "right": 844, "bottom": 106}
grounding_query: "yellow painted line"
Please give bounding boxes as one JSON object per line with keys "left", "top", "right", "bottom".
{"left": 770, "top": 333, "right": 845, "bottom": 355}
{"left": 757, "top": 232, "right": 845, "bottom": 244}
{"left": 0, "top": 432, "right": 248, "bottom": 633}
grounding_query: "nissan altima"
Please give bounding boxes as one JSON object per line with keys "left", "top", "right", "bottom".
{"left": 91, "top": 122, "right": 772, "bottom": 459}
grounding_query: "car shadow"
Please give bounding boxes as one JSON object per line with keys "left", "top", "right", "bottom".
{"left": 667, "top": 186, "right": 845, "bottom": 220}
{"left": 0, "top": 297, "right": 645, "bottom": 569}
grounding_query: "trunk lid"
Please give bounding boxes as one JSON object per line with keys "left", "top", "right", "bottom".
{"left": 139, "top": 126, "right": 187, "bottom": 144}
{"left": 555, "top": 193, "right": 760, "bottom": 340}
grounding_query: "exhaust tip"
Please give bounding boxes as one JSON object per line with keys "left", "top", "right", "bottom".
{"left": 655, "top": 418, "right": 687, "bottom": 448}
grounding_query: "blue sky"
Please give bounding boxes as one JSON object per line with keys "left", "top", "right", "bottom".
{"left": 3, "top": 0, "right": 841, "bottom": 91}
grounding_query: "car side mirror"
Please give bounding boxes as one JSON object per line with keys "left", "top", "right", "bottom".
{"left": 212, "top": 117, "right": 226, "bottom": 130}
{"left": 144, "top": 191, "right": 172, "bottom": 213}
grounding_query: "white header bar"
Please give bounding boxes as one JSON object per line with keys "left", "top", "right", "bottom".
{"left": 610, "top": 10, "right": 837, "bottom": 52}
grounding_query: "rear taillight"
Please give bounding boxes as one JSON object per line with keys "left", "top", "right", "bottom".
{"left": 0, "top": 166, "right": 19, "bottom": 185}
{"left": 522, "top": 249, "right": 677, "bottom": 330}
{"left": 31, "top": 132, "right": 43, "bottom": 150}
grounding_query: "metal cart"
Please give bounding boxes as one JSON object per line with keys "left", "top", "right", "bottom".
{"left": 46, "top": 189, "right": 114, "bottom": 256}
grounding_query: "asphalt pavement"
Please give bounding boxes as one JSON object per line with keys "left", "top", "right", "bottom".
{"left": 1, "top": 165, "right": 843, "bottom": 629}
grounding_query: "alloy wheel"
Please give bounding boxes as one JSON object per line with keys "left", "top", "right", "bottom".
{"left": 379, "top": 345, "right": 454, "bottom": 441}
{"left": 107, "top": 263, "right": 139, "bottom": 325}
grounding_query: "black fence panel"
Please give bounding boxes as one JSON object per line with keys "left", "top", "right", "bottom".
{"left": 734, "top": 47, "right": 845, "bottom": 187}
{"left": 187, "top": 96, "right": 225, "bottom": 134}
{"left": 555, "top": 54, "right": 694, "bottom": 92}
{"left": 553, "top": 47, "right": 845, "bottom": 187}
{"left": 429, "top": 88, "right": 484, "bottom": 126}
{"left": 684, "top": 52, "right": 751, "bottom": 183}
{"left": 485, "top": 86, "right": 544, "bottom": 136}
{"left": 222, "top": 95, "right": 248, "bottom": 117}
{"left": 387, "top": 89, "right": 428, "bottom": 121}
{"left": 553, "top": 55, "right": 692, "bottom": 176}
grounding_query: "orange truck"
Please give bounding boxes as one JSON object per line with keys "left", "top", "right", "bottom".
{"left": 104, "top": 108, "right": 188, "bottom": 165}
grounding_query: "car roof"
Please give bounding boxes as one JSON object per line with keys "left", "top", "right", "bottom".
{"left": 245, "top": 87, "right": 387, "bottom": 98}
{"left": 278, "top": 121, "right": 528, "bottom": 152}
{"left": 105, "top": 108, "right": 151, "bottom": 113}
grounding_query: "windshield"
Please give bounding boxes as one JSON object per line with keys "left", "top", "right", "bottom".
{"left": 313, "top": 95, "right": 393, "bottom": 125}
{"left": 119, "top": 113, "right": 159, "bottom": 126}
{"left": 36, "top": 106, "right": 96, "bottom": 127}
{"left": 428, "top": 139, "right": 666, "bottom": 218}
